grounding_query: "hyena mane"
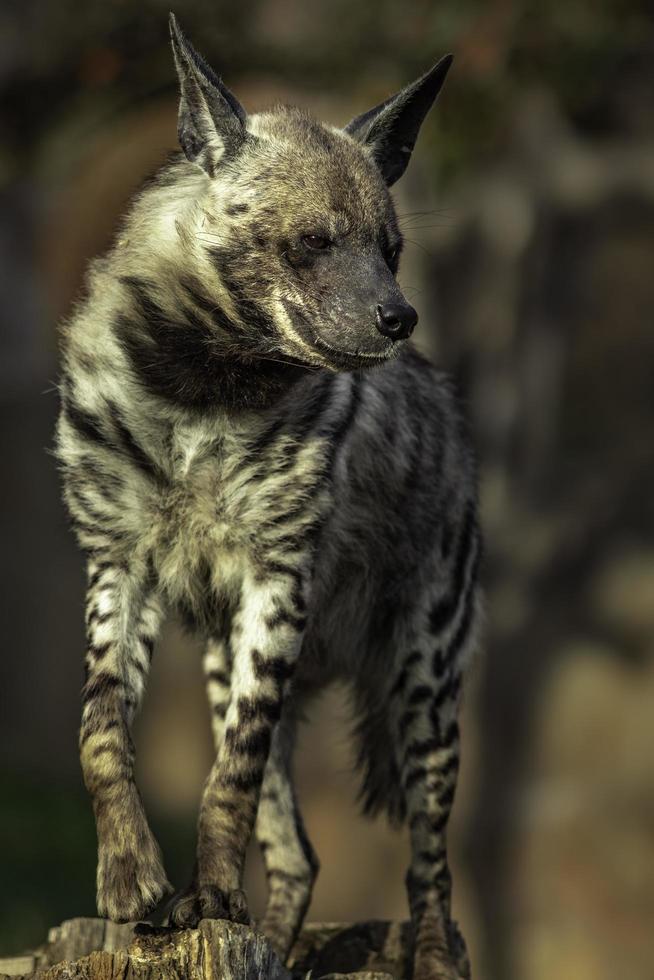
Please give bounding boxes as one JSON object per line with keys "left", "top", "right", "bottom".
{"left": 55, "top": 14, "right": 481, "bottom": 980}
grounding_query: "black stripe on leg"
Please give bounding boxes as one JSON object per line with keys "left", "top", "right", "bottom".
{"left": 224, "top": 725, "right": 271, "bottom": 759}
{"left": 436, "top": 784, "right": 456, "bottom": 811}
{"left": 389, "top": 650, "right": 422, "bottom": 698}
{"left": 264, "top": 608, "right": 307, "bottom": 631}
{"left": 210, "top": 798, "right": 241, "bottom": 814}
{"left": 404, "top": 735, "right": 442, "bottom": 760}
{"left": 409, "top": 810, "right": 450, "bottom": 836}
{"left": 254, "top": 561, "right": 304, "bottom": 589}
{"left": 236, "top": 694, "right": 282, "bottom": 726}
{"left": 266, "top": 868, "right": 310, "bottom": 886}
{"left": 87, "top": 562, "right": 114, "bottom": 592}
{"left": 82, "top": 672, "right": 122, "bottom": 703}
{"left": 88, "top": 641, "right": 112, "bottom": 660}
{"left": 78, "top": 718, "right": 121, "bottom": 747}
{"left": 206, "top": 669, "right": 230, "bottom": 687}
{"left": 432, "top": 647, "right": 447, "bottom": 677}
{"left": 406, "top": 684, "right": 432, "bottom": 707}
{"left": 417, "top": 847, "right": 446, "bottom": 866}
{"left": 218, "top": 769, "right": 263, "bottom": 793}
{"left": 251, "top": 650, "right": 296, "bottom": 685}
{"left": 86, "top": 608, "right": 113, "bottom": 629}
{"left": 398, "top": 709, "right": 417, "bottom": 742}
{"left": 430, "top": 676, "right": 454, "bottom": 715}
{"left": 440, "top": 720, "right": 458, "bottom": 746}
{"left": 404, "top": 765, "right": 428, "bottom": 792}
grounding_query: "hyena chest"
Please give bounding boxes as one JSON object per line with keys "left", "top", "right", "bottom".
{"left": 150, "top": 435, "right": 329, "bottom": 623}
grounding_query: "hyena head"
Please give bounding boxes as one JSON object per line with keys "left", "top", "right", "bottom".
{"left": 169, "top": 14, "right": 452, "bottom": 373}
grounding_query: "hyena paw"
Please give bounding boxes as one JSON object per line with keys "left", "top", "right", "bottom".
{"left": 169, "top": 884, "right": 251, "bottom": 929}
{"left": 257, "top": 906, "right": 306, "bottom": 964}
{"left": 412, "top": 954, "right": 466, "bottom": 980}
{"left": 412, "top": 934, "right": 469, "bottom": 980}
{"left": 96, "top": 842, "right": 173, "bottom": 923}
{"left": 448, "top": 919, "right": 471, "bottom": 979}
{"left": 411, "top": 915, "right": 471, "bottom": 980}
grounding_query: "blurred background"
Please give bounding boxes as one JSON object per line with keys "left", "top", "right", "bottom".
{"left": 1, "top": 1, "right": 653, "bottom": 977}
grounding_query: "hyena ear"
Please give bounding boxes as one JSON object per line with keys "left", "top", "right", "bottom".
{"left": 169, "top": 12, "right": 247, "bottom": 175}
{"left": 344, "top": 55, "right": 453, "bottom": 187}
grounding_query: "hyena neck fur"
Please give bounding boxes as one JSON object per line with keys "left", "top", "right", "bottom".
{"left": 65, "top": 151, "right": 316, "bottom": 426}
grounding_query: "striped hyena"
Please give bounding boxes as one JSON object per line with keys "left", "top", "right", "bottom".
{"left": 55, "top": 14, "right": 481, "bottom": 980}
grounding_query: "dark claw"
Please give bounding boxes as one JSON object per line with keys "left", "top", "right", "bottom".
{"left": 198, "top": 884, "right": 228, "bottom": 919}
{"left": 227, "top": 888, "right": 251, "bottom": 925}
{"left": 168, "top": 883, "right": 251, "bottom": 929}
{"left": 169, "top": 890, "right": 201, "bottom": 929}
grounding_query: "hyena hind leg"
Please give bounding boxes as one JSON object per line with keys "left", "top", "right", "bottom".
{"left": 165, "top": 635, "right": 233, "bottom": 926}
{"left": 255, "top": 714, "right": 318, "bottom": 963}
{"left": 395, "top": 663, "right": 470, "bottom": 980}
{"left": 203, "top": 634, "right": 233, "bottom": 751}
{"left": 389, "top": 617, "right": 478, "bottom": 978}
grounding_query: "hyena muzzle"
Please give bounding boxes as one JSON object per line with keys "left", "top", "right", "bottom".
{"left": 55, "top": 14, "right": 481, "bottom": 980}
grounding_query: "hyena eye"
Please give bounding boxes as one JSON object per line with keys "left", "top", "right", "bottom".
{"left": 386, "top": 245, "right": 401, "bottom": 271}
{"left": 302, "top": 234, "right": 331, "bottom": 251}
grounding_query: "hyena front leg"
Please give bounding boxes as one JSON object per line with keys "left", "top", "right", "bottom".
{"left": 255, "top": 711, "right": 318, "bottom": 961}
{"left": 170, "top": 563, "right": 307, "bottom": 928}
{"left": 80, "top": 557, "right": 171, "bottom": 922}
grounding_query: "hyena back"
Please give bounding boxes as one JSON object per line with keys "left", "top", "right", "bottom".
{"left": 55, "top": 15, "right": 481, "bottom": 980}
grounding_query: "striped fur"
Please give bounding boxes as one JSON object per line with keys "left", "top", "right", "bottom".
{"left": 55, "top": 17, "right": 480, "bottom": 979}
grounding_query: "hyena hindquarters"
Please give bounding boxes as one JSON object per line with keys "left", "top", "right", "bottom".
{"left": 190, "top": 355, "right": 481, "bottom": 977}
{"left": 318, "top": 365, "right": 480, "bottom": 980}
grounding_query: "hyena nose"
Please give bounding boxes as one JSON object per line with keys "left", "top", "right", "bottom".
{"left": 375, "top": 302, "right": 418, "bottom": 340}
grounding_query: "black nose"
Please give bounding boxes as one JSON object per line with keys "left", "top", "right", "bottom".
{"left": 375, "top": 302, "right": 418, "bottom": 340}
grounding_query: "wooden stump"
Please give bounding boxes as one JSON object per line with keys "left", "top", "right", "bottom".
{"left": 0, "top": 918, "right": 410, "bottom": 979}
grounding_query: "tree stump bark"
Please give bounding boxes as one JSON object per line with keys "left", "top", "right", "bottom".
{"left": 0, "top": 918, "right": 410, "bottom": 980}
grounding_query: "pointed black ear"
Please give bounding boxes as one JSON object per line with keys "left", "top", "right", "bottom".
{"left": 169, "top": 12, "right": 247, "bottom": 175}
{"left": 345, "top": 55, "right": 453, "bottom": 187}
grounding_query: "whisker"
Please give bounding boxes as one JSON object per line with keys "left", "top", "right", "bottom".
{"left": 402, "top": 238, "right": 436, "bottom": 259}
{"left": 396, "top": 208, "right": 456, "bottom": 219}
{"left": 398, "top": 218, "right": 457, "bottom": 230}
